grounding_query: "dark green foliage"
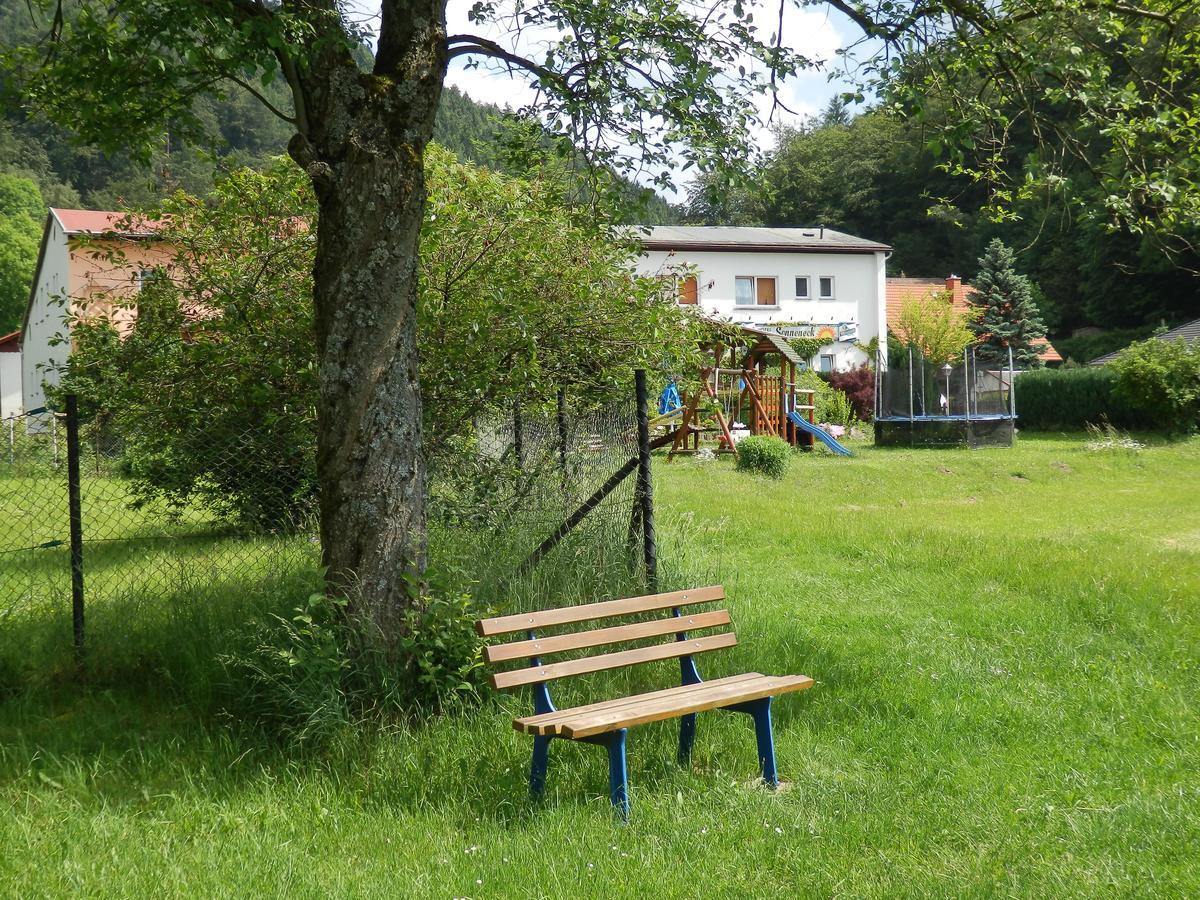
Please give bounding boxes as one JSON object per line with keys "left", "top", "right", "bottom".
{"left": 219, "top": 590, "right": 488, "bottom": 746}
{"left": 970, "top": 239, "right": 1048, "bottom": 369}
{"left": 59, "top": 161, "right": 320, "bottom": 531}
{"left": 1054, "top": 327, "right": 1160, "bottom": 366}
{"left": 1015, "top": 368, "right": 1146, "bottom": 430}
{"left": 735, "top": 435, "right": 792, "bottom": 479}
{"left": 59, "top": 152, "right": 696, "bottom": 528}
{"left": 685, "top": 102, "right": 1200, "bottom": 341}
{"left": 1109, "top": 337, "right": 1200, "bottom": 433}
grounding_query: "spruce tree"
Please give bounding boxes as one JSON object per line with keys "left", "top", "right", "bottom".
{"left": 970, "top": 239, "right": 1048, "bottom": 368}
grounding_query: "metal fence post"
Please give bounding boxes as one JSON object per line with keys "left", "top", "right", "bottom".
{"left": 556, "top": 387, "right": 568, "bottom": 470}
{"left": 65, "top": 394, "right": 85, "bottom": 660}
{"left": 512, "top": 402, "right": 524, "bottom": 472}
{"left": 634, "top": 369, "right": 658, "bottom": 591}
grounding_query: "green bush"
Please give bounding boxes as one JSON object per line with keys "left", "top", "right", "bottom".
{"left": 735, "top": 435, "right": 792, "bottom": 479}
{"left": 1109, "top": 337, "right": 1200, "bottom": 432}
{"left": 800, "top": 369, "right": 859, "bottom": 426}
{"left": 220, "top": 589, "right": 488, "bottom": 747}
{"left": 1015, "top": 367, "right": 1148, "bottom": 430}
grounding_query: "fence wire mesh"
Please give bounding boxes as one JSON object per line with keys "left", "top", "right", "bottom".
{"left": 2, "top": 385, "right": 653, "bottom": 631}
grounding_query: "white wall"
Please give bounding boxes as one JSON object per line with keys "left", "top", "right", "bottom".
{"left": 22, "top": 217, "right": 70, "bottom": 412}
{"left": 0, "top": 352, "right": 20, "bottom": 417}
{"left": 639, "top": 247, "right": 888, "bottom": 371}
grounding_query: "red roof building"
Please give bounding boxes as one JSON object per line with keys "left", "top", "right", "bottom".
{"left": 886, "top": 274, "right": 1061, "bottom": 365}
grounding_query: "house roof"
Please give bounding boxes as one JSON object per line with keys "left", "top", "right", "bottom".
{"left": 50, "top": 208, "right": 161, "bottom": 237}
{"left": 1089, "top": 317, "right": 1200, "bottom": 366}
{"left": 886, "top": 275, "right": 1061, "bottom": 364}
{"left": 0, "top": 330, "right": 19, "bottom": 352}
{"left": 886, "top": 277, "right": 971, "bottom": 323}
{"left": 640, "top": 225, "right": 891, "bottom": 254}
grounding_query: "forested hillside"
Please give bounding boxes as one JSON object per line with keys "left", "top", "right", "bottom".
{"left": 0, "top": 0, "right": 674, "bottom": 332}
{"left": 688, "top": 97, "right": 1200, "bottom": 359}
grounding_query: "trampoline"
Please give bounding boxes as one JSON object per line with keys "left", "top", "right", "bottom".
{"left": 874, "top": 347, "right": 1016, "bottom": 448}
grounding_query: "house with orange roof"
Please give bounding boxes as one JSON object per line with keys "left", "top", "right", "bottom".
{"left": 20, "top": 208, "right": 170, "bottom": 412}
{"left": 885, "top": 274, "right": 1061, "bottom": 366}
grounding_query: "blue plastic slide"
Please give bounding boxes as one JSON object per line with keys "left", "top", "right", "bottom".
{"left": 787, "top": 410, "right": 853, "bottom": 456}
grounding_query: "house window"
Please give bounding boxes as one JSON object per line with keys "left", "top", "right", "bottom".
{"left": 819, "top": 354, "right": 835, "bottom": 373}
{"left": 795, "top": 276, "right": 810, "bottom": 300}
{"left": 136, "top": 267, "right": 165, "bottom": 291}
{"left": 818, "top": 276, "right": 835, "bottom": 299}
{"left": 678, "top": 274, "right": 698, "bottom": 305}
{"left": 735, "top": 275, "right": 777, "bottom": 307}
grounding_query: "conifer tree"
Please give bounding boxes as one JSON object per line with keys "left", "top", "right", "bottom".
{"left": 970, "top": 239, "right": 1048, "bottom": 368}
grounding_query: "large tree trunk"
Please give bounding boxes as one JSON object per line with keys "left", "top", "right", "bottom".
{"left": 288, "top": 4, "right": 447, "bottom": 627}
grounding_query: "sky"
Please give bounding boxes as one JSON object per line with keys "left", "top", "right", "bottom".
{"left": 347, "top": 1, "right": 871, "bottom": 196}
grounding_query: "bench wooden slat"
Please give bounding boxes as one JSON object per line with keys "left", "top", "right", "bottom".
{"left": 560, "top": 674, "right": 814, "bottom": 739}
{"left": 490, "top": 632, "right": 738, "bottom": 690}
{"left": 484, "top": 609, "right": 732, "bottom": 663}
{"left": 513, "top": 673, "right": 764, "bottom": 735}
{"left": 475, "top": 585, "right": 725, "bottom": 637}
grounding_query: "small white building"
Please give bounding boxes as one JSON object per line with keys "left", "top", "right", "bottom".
{"left": 638, "top": 225, "right": 890, "bottom": 372}
{"left": 0, "top": 330, "right": 20, "bottom": 417}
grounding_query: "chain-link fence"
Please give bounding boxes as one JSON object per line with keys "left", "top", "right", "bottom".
{"left": 2, "top": 375, "right": 660, "bottom": 650}
{"left": 1, "top": 408, "right": 323, "bottom": 651}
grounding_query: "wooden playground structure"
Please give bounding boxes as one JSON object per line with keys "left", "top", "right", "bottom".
{"left": 664, "top": 325, "right": 818, "bottom": 458}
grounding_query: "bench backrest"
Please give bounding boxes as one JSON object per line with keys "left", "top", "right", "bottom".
{"left": 476, "top": 585, "right": 734, "bottom": 691}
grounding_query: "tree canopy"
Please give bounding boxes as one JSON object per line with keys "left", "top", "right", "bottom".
{"left": 58, "top": 148, "right": 698, "bottom": 525}
{"left": 0, "top": 173, "right": 43, "bottom": 332}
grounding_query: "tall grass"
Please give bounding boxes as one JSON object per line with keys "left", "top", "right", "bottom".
{"left": 0, "top": 434, "right": 1197, "bottom": 895}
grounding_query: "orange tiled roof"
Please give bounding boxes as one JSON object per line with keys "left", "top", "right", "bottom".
{"left": 886, "top": 275, "right": 1060, "bottom": 363}
{"left": 51, "top": 208, "right": 161, "bottom": 237}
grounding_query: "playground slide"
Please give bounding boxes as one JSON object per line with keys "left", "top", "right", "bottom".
{"left": 786, "top": 410, "right": 853, "bottom": 457}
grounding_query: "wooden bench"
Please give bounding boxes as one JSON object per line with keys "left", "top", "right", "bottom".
{"left": 476, "top": 585, "right": 813, "bottom": 818}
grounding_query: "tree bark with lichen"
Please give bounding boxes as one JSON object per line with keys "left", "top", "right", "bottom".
{"left": 286, "top": 4, "right": 447, "bottom": 622}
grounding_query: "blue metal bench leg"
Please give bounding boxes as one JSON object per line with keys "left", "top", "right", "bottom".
{"left": 747, "top": 697, "right": 778, "bottom": 788}
{"left": 530, "top": 735, "right": 551, "bottom": 798}
{"left": 678, "top": 713, "right": 697, "bottom": 764}
{"left": 605, "top": 729, "right": 630, "bottom": 820}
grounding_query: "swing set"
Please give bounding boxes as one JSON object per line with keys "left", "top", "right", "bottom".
{"left": 665, "top": 325, "right": 817, "bottom": 459}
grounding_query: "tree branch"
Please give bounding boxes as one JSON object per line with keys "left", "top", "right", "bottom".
{"left": 445, "top": 34, "right": 566, "bottom": 88}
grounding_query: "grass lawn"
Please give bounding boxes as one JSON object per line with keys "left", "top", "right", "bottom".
{"left": 2, "top": 433, "right": 1198, "bottom": 897}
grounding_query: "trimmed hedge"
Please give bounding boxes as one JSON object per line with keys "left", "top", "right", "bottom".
{"left": 1015, "top": 367, "right": 1148, "bottom": 430}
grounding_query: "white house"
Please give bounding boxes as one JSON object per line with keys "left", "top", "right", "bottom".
{"left": 638, "top": 225, "right": 890, "bottom": 372}
{"left": 0, "top": 330, "right": 20, "bottom": 417}
{"left": 21, "top": 208, "right": 166, "bottom": 413}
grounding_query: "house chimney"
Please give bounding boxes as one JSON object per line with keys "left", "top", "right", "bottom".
{"left": 819, "top": 225, "right": 825, "bottom": 239}
{"left": 945, "top": 274, "right": 964, "bottom": 310}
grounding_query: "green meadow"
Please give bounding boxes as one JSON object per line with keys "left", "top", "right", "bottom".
{"left": 1, "top": 433, "right": 1197, "bottom": 897}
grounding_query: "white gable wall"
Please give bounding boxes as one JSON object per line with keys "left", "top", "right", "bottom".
{"left": 22, "top": 216, "right": 71, "bottom": 412}
{"left": 639, "top": 247, "right": 889, "bottom": 371}
{"left": 0, "top": 352, "right": 19, "bottom": 417}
